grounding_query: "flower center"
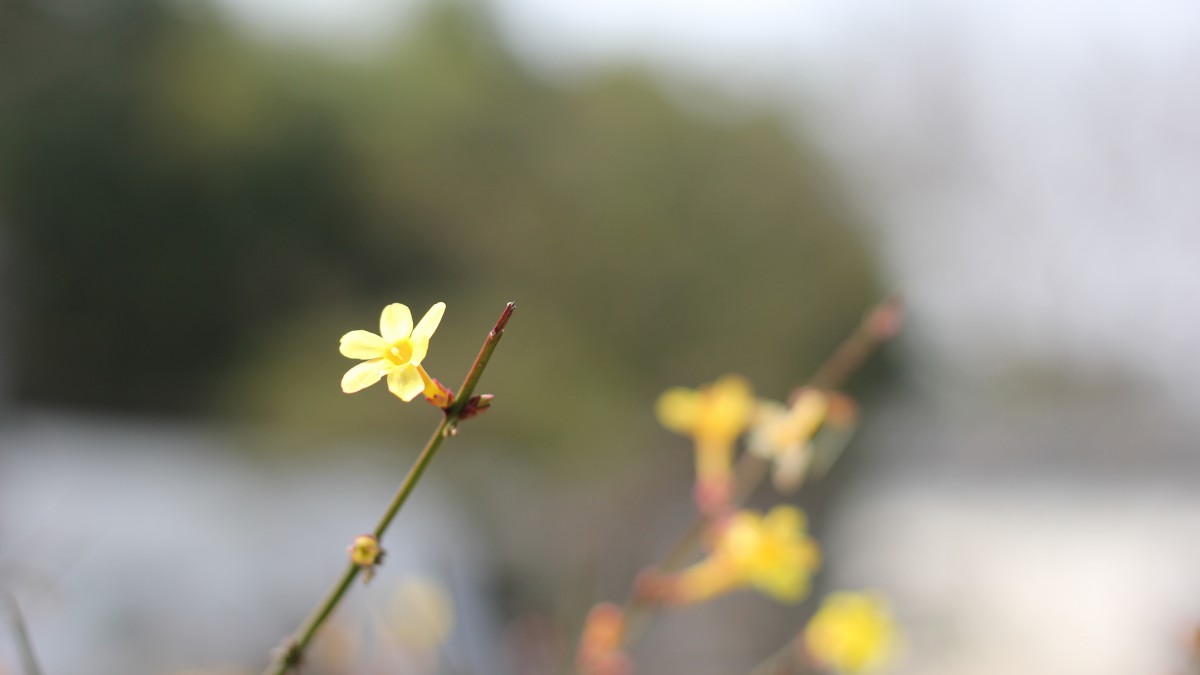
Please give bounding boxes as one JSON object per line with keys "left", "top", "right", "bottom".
{"left": 386, "top": 340, "right": 413, "bottom": 365}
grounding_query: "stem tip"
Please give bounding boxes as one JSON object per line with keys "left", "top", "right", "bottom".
{"left": 493, "top": 301, "right": 516, "bottom": 334}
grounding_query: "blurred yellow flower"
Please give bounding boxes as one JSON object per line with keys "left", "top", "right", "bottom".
{"left": 655, "top": 375, "right": 755, "bottom": 514}
{"left": 675, "top": 505, "right": 820, "bottom": 604}
{"left": 339, "top": 302, "right": 445, "bottom": 401}
{"left": 749, "top": 388, "right": 829, "bottom": 492}
{"left": 750, "top": 388, "right": 862, "bottom": 492}
{"left": 803, "top": 591, "right": 898, "bottom": 674}
{"left": 656, "top": 374, "right": 755, "bottom": 444}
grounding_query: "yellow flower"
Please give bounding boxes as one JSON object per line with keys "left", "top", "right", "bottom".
{"left": 656, "top": 375, "right": 755, "bottom": 515}
{"left": 339, "top": 302, "right": 446, "bottom": 401}
{"left": 675, "top": 505, "right": 820, "bottom": 604}
{"left": 750, "top": 389, "right": 862, "bottom": 492}
{"left": 804, "top": 591, "right": 898, "bottom": 674}
{"left": 656, "top": 374, "right": 755, "bottom": 446}
{"left": 748, "top": 388, "right": 830, "bottom": 492}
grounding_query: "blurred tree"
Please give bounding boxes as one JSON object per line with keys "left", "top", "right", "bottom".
{"left": 0, "top": 0, "right": 881, "bottom": 462}
{"left": 0, "top": 0, "right": 390, "bottom": 412}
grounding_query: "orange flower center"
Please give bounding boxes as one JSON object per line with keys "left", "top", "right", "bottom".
{"left": 387, "top": 340, "right": 413, "bottom": 365}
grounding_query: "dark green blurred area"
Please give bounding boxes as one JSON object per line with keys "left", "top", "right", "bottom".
{"left": 0, "top": 0, "right": 880, "bottom": 463}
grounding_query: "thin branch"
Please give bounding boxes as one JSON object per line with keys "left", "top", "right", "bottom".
{"left": 262, "top": 301, "right": 516, "bottom": 675}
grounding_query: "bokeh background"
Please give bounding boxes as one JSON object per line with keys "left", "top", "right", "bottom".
{"left": 2, "top": 0, "right": 1199, "bottom": 674}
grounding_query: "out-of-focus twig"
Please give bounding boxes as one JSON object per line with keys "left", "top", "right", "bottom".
{"left": 616, "top": 295, "right": 903, "bottom": 654}
{"left": 6, "top": 593, "right": 44, "bottom": 675}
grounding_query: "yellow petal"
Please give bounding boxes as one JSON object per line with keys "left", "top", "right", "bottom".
{"left": 341, "top": 359, "right": 389, "bottom": 393}
{"left": 411, "top": 302, "right": 446, "bottom": 343}
{"left": 339, "top": 330, "right": 388, "bottom": 359}
{"left": 697, "top": 375, "right": 754, "bottom": 442}
{"left": 764, "top": 505, "right": 806, "bottom": 537}
{"left": 380, "top": 303, "right": 414, "bottom": 343}
{"left": 655, "top": 387, "right": 699, "bottom": 434}
{"left": 409, "top": 335, "right": 429, "bottom": 366}
{"left": 387, "top": 364, "right": 425, "bottom": 402}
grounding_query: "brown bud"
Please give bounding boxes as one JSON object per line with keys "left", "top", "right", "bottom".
{"left": 458, "top": 394, "right": 494, "bottom": 420}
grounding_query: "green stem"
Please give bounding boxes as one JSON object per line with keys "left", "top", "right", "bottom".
{"left": 262, "top": 301, "right": 515, "bottom": 675}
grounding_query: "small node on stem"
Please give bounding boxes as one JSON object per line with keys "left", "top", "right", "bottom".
{"left": 577, "top": 603, "right": 632, "bottom": 675}
{"left": 348, "top": 534, "right": 385, "bottom": 583}
{"left": 272, "top": 638, "right": 303, "bottom": 670}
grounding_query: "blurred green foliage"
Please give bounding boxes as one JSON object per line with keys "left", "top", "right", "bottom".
{"left": 0, "top": 0, "right": 880, "bottom": 463}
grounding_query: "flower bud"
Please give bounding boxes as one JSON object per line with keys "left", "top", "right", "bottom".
{"left": 577, "top": 603, "right": 632, "bottom": 675}
{"left": 458, "top": 394, "right": 494, "bottom": 420}
{"left": 348, "top": 534, "right": 385, "bottom": 582}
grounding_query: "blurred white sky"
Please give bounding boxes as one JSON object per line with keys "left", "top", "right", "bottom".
{"left": 215, "top": 0, "right": 1200, "bottom": 408}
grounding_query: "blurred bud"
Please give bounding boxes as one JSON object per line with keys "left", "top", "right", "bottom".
{"left": 417, "top": 365, "right": 455, "bottom": 409}
{"left": 577, "top": 603, "right": 632, "bottom": 675}
{"left": 865, "top": 296, "right": 904, "bottom": 342}
{"left": 348, "top": 535, "right": 384, "bottom": 582}
{"left": 458, "top": 394, "right": 494, "bottom": 420}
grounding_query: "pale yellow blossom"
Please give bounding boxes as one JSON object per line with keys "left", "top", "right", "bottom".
{"left": 750, "top": 388, "right": 862, "bottom": 491}
{"left": 749, "top": 388, "right": 829, "bottom": 492}
{"left": 339, "top": 302, "right": 445, "bottom": 401}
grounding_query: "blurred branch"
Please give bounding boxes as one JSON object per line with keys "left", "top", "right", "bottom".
{"left": 617, "top": 295, "right": 903, "bottom": 654}
{"left": 6, "top": 593, "right": 44, "bottom": 675}
{"left": 808, "top": 294, "right": 903, "bottom": 391}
